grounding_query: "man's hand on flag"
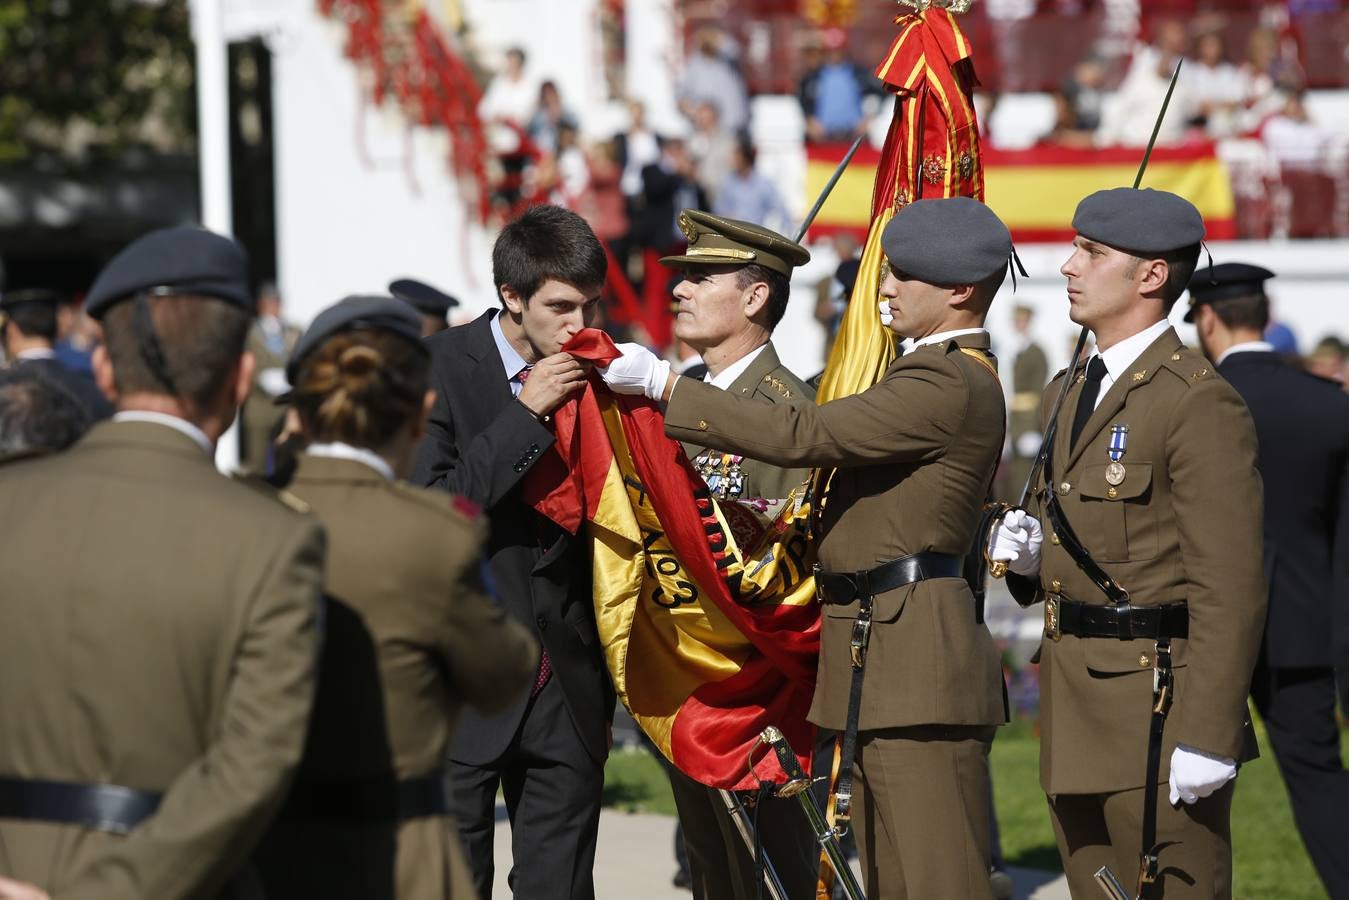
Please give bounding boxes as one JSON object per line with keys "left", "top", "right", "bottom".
{"left": 599, "top": 343, "right": 672, "bottom": 401}
{"left": 519, "top": 352, "right": 592, "bottom": 417}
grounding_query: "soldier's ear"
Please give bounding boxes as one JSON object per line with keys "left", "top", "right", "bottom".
{"left": 92, "top": 345, "right": 118, "bottom": 405}
{"left": 741, "top": 280, "right": 770, "bottom": 318}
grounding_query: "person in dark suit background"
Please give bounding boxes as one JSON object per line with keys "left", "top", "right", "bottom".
{"left": 410, "top": 204, "right": 613, "bottom": 900}
{"left": 0, "top": 289, "right": 112, "bottom": 421}
{"left": 1190, "top": 262, "right": 1349, "bottom": 899}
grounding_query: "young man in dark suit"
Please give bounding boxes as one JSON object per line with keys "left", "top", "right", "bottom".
{"left": 1190, "top": 262, "right": 1349, "bottom": 899}
{"left": 411, "top": 204, "right": 612, "bottom": 900}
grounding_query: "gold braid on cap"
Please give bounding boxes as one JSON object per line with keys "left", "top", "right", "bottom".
{"left": 898, "top": 0, "right": 974, "bottom": 12}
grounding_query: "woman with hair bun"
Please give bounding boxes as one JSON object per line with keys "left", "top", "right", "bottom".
{"left": 254, "top": 296, "right": 539, "bottom": 899}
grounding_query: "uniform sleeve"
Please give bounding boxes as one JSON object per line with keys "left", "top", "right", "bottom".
{"left": 410, "top": 355, "right": 555, "bottom": 510}
{"left": 436, "top": 523, "right": 540, "bottom": 713}
{"left": 66, "top": 519, "right": 326, "bottom": 900}
{"left": 664, "top": 354, "right": 964, "bottom": 469}
{"left": 1004, "top": 377, "right": 1059, "bottom": 608}
{"left": 1333, "top": 433, "right": 1349, "bottom": 674}
{"left": 1165, "top": 377, "right": 1268, "bottom": 760}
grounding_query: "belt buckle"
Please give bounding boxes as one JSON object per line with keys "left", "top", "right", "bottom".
{"left": 1044, "top": 594, "right": 1062, "bottom": 641}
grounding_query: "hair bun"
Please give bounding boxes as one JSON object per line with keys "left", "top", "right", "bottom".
{"left": 337, "top": 344, "right": 383, "bottom": 389}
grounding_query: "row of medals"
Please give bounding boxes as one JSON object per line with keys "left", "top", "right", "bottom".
{"left": 695, "top": 450, "right": 746, "bottom": 500}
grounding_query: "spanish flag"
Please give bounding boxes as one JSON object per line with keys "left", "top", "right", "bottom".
{"left": 524, "top": 331, "right": 820, "bottom": 790}
{"left": 805, "top": 142, "right": 1238, "bottom": 244}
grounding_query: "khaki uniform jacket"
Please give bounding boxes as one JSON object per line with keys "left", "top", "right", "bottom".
{"left": 1006, "top": 341, "right": 1049, "bottom": 497}
{"left": 666, "top": 333, "right": 1007, "bottom": 731}
{"left": 256, "top": 455, "right": 538, "bottom": 900}
{"left": 680, "top": 343, "right": 814, "bottom": 501}
{"left": 0, "top": 420, "right": 325, "bottom": 899}
{"left": 1008, "top": 328, "right": 1266, "bottom": 795}
{"left": 241, "top": 322, "right": 300, "bottom": 469}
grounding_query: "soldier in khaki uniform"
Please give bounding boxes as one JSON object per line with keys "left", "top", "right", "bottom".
{"left": 602, "top": 197, "right": 1015, "bottom": 899}
{"left": 656, "top": 210, "right": 819, "bottom": 900}
{"left": 1004, "top": 303, "right": 1049, "bottom": 499}
{"left": 0, "top": 227, "right": 326, "bottom": 898}
{"left": 253, "top": 296, "right": 538, "bottom": 899}
{"left": 989, "top": 188, "right": 1267, "bottom": 898}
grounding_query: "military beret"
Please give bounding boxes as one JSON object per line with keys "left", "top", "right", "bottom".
{"left": 0, "top": 288, "right": 64, "bottom": 312}
{"left": 286, "top": 295, "right": 426, "bottom": 383}
{"left": 662, "top": 209, "right": 810, "bottom": 278}
{"left": 85, "top": 226, "right": 251, "bottom": 319}
{"left": 1072, "top": 187, "right": 1205, "bottom": 254}
{"left": 389, "top": 278, "right": 460, "bottom": 316}
{"left": 1183, "top": 262, "right": 1274, "bottom": 323}
{"left": 881, "top": 197, "right": 1012, "bottom": 285}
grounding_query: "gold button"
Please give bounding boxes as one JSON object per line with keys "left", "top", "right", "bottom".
{"left": 1059, "top": 481, "right": 1071, "bottom": 495}
{"left": 763, "top": 375, "right": 772, "bottom": 382}
{"left": 1171, "top": 353, "right": 1182, "bottom": 361}
{"left": 1051, "top": 580, "right": 1062, "bottom": 592}
{"left": 697, "top": 419, "right": 708, "bottom": 430}
{"left": 1107, "top": 487, "right": 1118, "bottom": 499}
{"left": 1139, "top": 654, "right": 1151, "bottom": 667}
{"left": 1051, "top": 534, "right": 1061, "bottom": 545}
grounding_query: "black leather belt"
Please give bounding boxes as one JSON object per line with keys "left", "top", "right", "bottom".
{"left": 814, "top": 551, "right": 965, "bottom": 606}
{"left": 1045, "top": 594, "right": 1189, "bottom": 641}
{"left": 282, "top": 772, "right": 448, "bottom": 822}
{"left": 0, "top": 776, "right": 162, "bottom": 834}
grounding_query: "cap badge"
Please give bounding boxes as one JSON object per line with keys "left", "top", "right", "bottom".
{"left": 1105, "top": 424, "right": 1128, "bottom": 486}
{"left": 677, "top": 211, "right": 699, "bottom": 244}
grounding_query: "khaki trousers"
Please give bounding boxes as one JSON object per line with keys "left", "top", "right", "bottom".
{"left": 852, "top": 724, "right": 996, "bottom": 900}
{"left": 1048, "top": 782, "right": 1234, "bottom": 899}
{"left": 667, "top": 766, "right": 818, "bottom": 900}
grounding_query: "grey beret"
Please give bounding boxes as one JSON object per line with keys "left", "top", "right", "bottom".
{"left": 881, "top": 197, "right": 1012, "bottom": 285}
{"left": 86, "top": 226, "right": 251, "bottom": 319}
{"left": 287, "top": 295, "right": 425, "bottom": 383}
{"left": 1072, "top": 187, "right": 1205, "bottom": 254}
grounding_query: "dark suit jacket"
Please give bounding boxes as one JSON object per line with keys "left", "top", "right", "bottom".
{"left": 410, "top": 310, "right": 611, "bottom": 765}
{"left": 1219, "top": 350, "right": 1349, "bottom": 669}
{"left": 18, "top": 356, "right": 113, "bottom": 421}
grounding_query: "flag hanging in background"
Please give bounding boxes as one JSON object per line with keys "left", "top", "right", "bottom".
{"left": 814, "top": 5, "right": 984, "bottom": 405}
{"left": 804, "top": 142, "right": 1238, "bottom": 244}
{"left": 523, "top": 330, "right": 821, "bottom": 791}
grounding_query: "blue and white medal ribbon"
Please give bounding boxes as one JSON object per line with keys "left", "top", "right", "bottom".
{"left": 1105, "top": 425, "right": 1128, "bottom": 485}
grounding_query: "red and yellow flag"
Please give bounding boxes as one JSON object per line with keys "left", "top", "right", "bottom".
{"left": 524, "top": 331, "right": 820, "bottom": 790}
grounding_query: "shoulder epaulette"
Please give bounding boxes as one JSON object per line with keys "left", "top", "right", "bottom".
{"left": 1160, "top": 345, "right": 1213, "bottom": 386}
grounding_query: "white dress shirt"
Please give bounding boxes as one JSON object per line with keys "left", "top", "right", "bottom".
{"left": 112, "top": 410, "right": 213, "bottom": 455}
{"left": 704, "top": 344, "right": 767, "bottom": 390}
{"left": 906, "top": 327, "right": 989, "bottom": 354}
{"left": 489, "top": 310, "right": 531, "bottom": 396}
{"left": 1216, "top": 340, "right": 1273, "bottom": 366}
{"left": 1089, "top": 318, "right": 1173, "bottom": 410}
{"left": 306, "top": 441, "right": 395, "bottom": 481}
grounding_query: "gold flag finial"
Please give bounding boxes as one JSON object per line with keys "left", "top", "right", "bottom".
{"left": 898, "top": 0, "right": 975, "bottom": 13}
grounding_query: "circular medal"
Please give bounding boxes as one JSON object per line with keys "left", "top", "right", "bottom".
{"left": 1105, "top": 461, "right": 1126, "bottom": 486}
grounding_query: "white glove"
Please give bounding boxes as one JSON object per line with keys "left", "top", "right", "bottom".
{"left": 1015, "top": 431, "right": 1042, "bottom": 458}
{"left": 877, "top": 298, "right": 893, "bottom": 326}
{"left": 987, "top": 508, "right": 1043, "bottom": 577}
{"left": 1168, "top": 744, "right": 1237, "bottom": 806}
{"left": 600, "top": 342, "right": 671, "bottom": 400}
{"left": 257, "top": 367, "right": 290, "bottom": 397}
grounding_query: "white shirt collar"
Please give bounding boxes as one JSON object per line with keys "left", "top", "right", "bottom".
{"left": 15, "top": 348, "right": 57, "bottom": 361}
{"left": 705, "top": 344, "right": 768, "bottom": 390}
{"left": 906, "top": 327, "right": 988, "bottom": 354}
{"left": 1094, "top": 319, "right": 1172, "bottom": 384}
{"left": 489, "top": 309, "right": 530, "bottom": 382}
{"left": 112, "top": 411, "right": 214, "bottom": 455}
{"left": 1217, "top": 340, "right": 1274, "bottom": 365}
{"left": 305, "top": 441, "right": 395, "bottom": 481}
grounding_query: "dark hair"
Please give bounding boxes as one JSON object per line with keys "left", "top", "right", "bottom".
{"left": 506, "top": 46, "right": 526, "bottom": 65}
{"left": 492, "top": 204, "right": 608, "bottom": 305}
{"left": 733, "top": 264, "right": 792, "bottom": 330}
{"left": 1209, "top": 293, "right": 1270, "bottom": 332}
{"left": 291, "top": 329, "right": 429, "bottom": 449}
{"left": 100, "top": 294, "right": 252, "bottom": 413}
{"left": 3, "top": 301, "right": 58, "bottom": 343}
{"left": 0, "top": 367, "right": 91, "bottom": 457}
{"left": 1149, "top": 243, "right": 1201, "bottom": 311}
{"left": 736, "top": 137, "right": 757, "bottom": 167}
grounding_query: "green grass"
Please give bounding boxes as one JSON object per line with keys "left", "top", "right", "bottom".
{"left": 991, "top": 718, "right": 1340, "bottom": 899}
{"left": 607, "top": 721, "right": 1341, "bottom": 898}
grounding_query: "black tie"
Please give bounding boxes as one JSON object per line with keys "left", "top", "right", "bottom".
{"left": 1070, "top": 355, "right": 1109, "bottom": 450}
